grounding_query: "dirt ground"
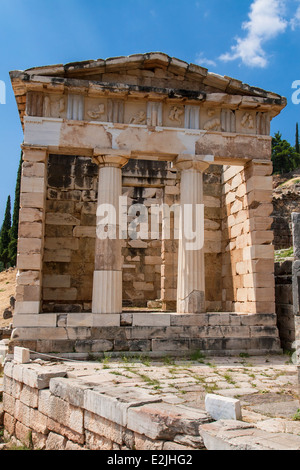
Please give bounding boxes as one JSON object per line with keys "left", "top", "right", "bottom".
{"left": 0, "top": 268, "right": 16, "bottom": 328}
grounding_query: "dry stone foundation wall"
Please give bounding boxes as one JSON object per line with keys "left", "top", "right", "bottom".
{"left": 2, "top": 360, "right": 212, "bottom": 451}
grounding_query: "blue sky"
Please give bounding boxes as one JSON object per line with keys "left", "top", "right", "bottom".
{"left": 0, "top": 0, "right": 300, "bottom": 222}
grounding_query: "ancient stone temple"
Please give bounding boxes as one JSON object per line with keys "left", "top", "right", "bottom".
{"left": 9, "top": 52, "right": 286, "bottom": 356}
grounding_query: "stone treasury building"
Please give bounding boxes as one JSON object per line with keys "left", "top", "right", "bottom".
{"left": 8, "top": 52, "right": 286, "bottom": 356}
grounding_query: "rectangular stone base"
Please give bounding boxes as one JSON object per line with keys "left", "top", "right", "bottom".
{"left": 9, "top": 312, "right": 282, "bottom": 356}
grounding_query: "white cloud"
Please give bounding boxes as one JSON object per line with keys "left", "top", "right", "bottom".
{"left": 291, "top": 2, "right": 300, "bottom": 30}
{"left": 195, "top": 52, "right": 217, "bottom": 68}
{"left": 219, "top": 0, "right": 288, "bottom": 68}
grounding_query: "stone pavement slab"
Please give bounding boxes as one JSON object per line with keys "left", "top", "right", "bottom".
{"left": 200, "top": 419, "right": 300, "bottom": 450}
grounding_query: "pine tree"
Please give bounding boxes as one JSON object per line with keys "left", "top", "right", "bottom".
{"left": 272, "top": 132, "right": 300, "bottom": 174}
{"left": 8, "top": 152, "right": 22, "bottom": 266}
{"left": 296, "top": 123, "right": 300, "bottom": 155}
{"left": 0, "top": 196, "right": 12, "bottom": 269}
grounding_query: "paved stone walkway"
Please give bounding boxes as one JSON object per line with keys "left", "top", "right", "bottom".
{"left": 1, "top": 352, "right": 300, "bottom": 449}
{"left": 64, "top": 353, "right": 299, "bottom": 415}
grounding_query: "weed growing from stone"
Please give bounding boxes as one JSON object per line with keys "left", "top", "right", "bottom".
{"left": 292, "top": 409, "right": 300, "bottom": 421}
{"left": 204, "top": 383, "right": 219, "bottom": 394}
{"left": 163, "top": 356, "right": 175, "bottom": 366}
{"left": 239, "top": 352, "right": 250, "bottom": 358}
{"left": 223, "top": 373, "right": 236, "bottom": 385}
{"left": 190, "top": 350, "right": 206, "bottom": 362}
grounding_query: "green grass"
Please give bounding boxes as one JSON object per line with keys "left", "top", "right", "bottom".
{"left": 239, "top": 352, "right": 250, "bottom": 359}
{"left": 204, "top": 382, "right": 219, "bottom": 394}
{"left": 223, "top": 373, "right": 236, "bottom": 385}
{"left": 139, "top": 355, "right": 151, "bottom": 367}
{"left": 275, "top": 247, "right": 294, "bottom": 261}
{"left": 292, "top": 409, "right": 300, "bottom": 421}
{"left": 190, "top": 350, "right": 206, "bottom": 362}
{"left": 205, "top": 362, "right": 217, "bottom": 368}
{"left": 163, "top": 356, "right": 176, "bottom": 366}
{"left": 137, "top": 373, "right": 161, "bottom": 389}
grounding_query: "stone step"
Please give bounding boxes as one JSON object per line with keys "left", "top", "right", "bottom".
{"left": 200, "top": 420, "right": 300, "bottom": 450}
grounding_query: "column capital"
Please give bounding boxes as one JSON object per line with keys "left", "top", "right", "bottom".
{"left": 21, "top": 144, "right": 48, "bottom": 163}
{"left": 173, "top": 154, "right": 213, "bottom": 172}
{"left": 21, "top": 144, "right": 48, "bottom": 153}
{"left": 93, "top": 148, "right": 130, "bottom": 168}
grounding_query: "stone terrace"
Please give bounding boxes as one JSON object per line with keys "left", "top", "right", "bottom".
{"left": 1, "top": 352, "right": 300, "bottom": 450}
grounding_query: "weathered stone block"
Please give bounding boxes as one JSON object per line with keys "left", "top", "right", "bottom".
{"left": 18, "top": 222, "right": 43, "bottom": 239}
{"left": 205, "top": 394, "right": 242, "bottom": 421}
{"left": 14, "top": 347, "right": 31, "bottom": 364}
{"left": 84, "top": 412, "right": 123, "bottom": 446}
{"left": 46, "top": 432, "right": 67, "bottom": 450}
{"left": 132, "top": 314, "right": 170, "bottom": 327}
{"left": 13, "top": 314, "right": 57, "bottom": 328}
{"left": 83, "top": 386, "right": 161, "bottom": 427}
{"left": 127, "top": 403, "right": 211, "bottom": 440}
{"left": 39, "top": 390, "right": 84, "bottom": 434}
{"left": 17, "top": 253, "right": 42, "bottom": 271}
{"left": 20, "top": 192, "right": 45, "bottom": 209}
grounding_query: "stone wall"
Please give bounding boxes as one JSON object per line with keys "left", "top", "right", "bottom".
{"left": 272, "top": 189, "right": 300, "bottom": 250}
{"left": 274, "top": 261, "right": 294, "bottom": 350}
{"left": 10, "top": 312, "right": 281, "bottom": 356}
{"left": 122, "top": 159, "right": 177, "bottom": 309}
{"left": 3, "top": 360, "right": 212, "bottom": 450}
{"left": 221, "top": 161, "right": 275, "bottom": 314}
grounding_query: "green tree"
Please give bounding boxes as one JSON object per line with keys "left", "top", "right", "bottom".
{"left": 296, "top": 123, "right": 300, "bottom": 154}
{"left": 8, "top": 152, "right": 22, "bottom": 266}
{"left": 272, "top": 131, "right": 300, "bottom": 174}
{"left": 0, "top": 196, "right": 12, "bottom": 269}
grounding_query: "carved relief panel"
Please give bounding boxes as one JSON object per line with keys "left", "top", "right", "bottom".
{"left": 85, "top": 98, "right": 106, "bottom": 122}
{"left": 235, "top": 110, "right": 256, "bottom": 135}
{"left": 25, "top": 90, "right": 271, "bottom": 138}
{"left": 43, "top": 95, "right": 66, "bottom": 119}
{"left": 163, "top": 105, "right": 185, "bottom": 128}
{"left": 202, "top": 108, "right": 221, "bottom": 132}
{"left": 124, "top": 101, "right": 147, "bottom": 125}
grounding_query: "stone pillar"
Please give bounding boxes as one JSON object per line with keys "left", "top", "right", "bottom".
{"left": 174, "top": 155, "right": 209, "bottom": 314}
{"left": 243, "top": 160, "right": 275, "bottom": 314}
{"left": 14, "top": 145, "right": 48, "bottom": 317}
{"left": 92, "top": 152, "right": 129, "bottom": 314}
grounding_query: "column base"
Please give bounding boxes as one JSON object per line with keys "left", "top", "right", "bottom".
{"left": 177, "top": 290, "right": 205, "bottom": 314}
{"left": 92, "top": 270, "right": 122, "bottom": 314}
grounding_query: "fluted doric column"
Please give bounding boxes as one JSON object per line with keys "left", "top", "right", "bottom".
{"left": 92, "top": 151, "right": 129, "bottom": 314}
{"left": 174, "top": 155, "right": 210, "bottom": 314}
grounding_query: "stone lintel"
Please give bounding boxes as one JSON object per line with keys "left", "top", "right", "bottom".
{"left": 23, "top": 118, "right": 273, "bottom": 164}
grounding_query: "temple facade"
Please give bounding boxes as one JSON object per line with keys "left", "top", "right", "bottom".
{"left": 9, "top": 52, "right": 286, "bottom": 356}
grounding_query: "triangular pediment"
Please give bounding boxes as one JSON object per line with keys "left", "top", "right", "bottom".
{"left": 10, "top": 52, "right": 287, "bottom": 129}
{"left": 11, "top": 52, "right": 286, "bottom": 99}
